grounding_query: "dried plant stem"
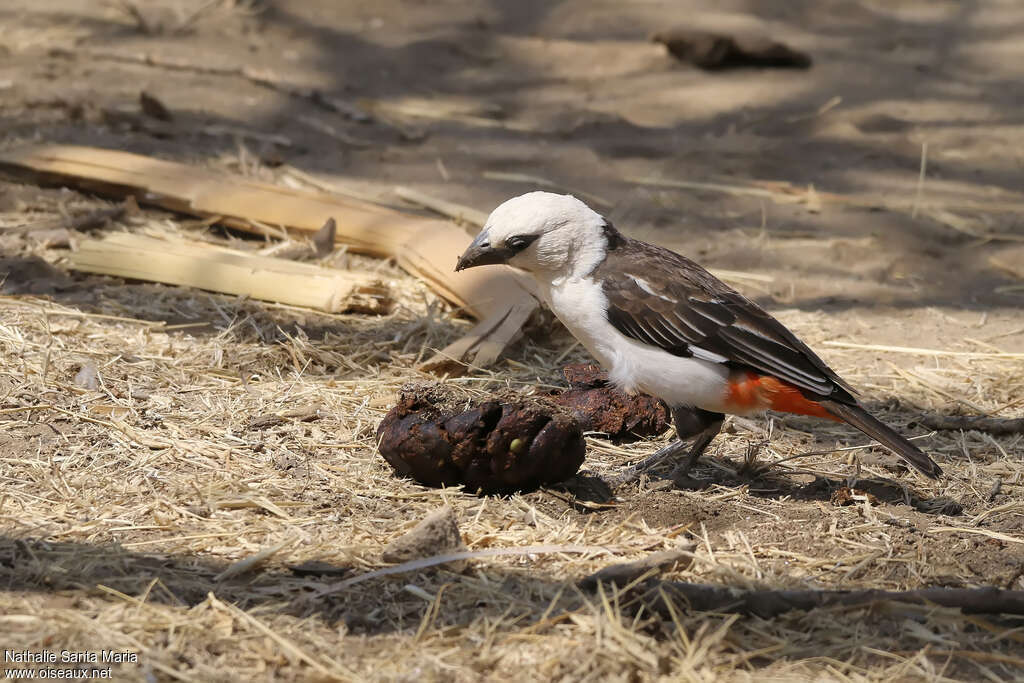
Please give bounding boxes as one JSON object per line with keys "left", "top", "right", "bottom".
{"left": 638, "top": 582, "right": 1024, "bottom": 618}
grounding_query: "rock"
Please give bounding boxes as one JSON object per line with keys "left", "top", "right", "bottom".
{"left": 73, "top": 362, "right": 99, "bottom": 391}
{"left": 381, "top": 506, "right": 468, "bottom": 571}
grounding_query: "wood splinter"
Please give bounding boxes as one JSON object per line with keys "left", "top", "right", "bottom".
{"left": 67, "top": 232, "right": 389, "bottom": 314}
{"left": 0, "top": 145, "right": 538, "bottom": 370}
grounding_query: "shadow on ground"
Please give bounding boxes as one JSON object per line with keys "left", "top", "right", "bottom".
{"left": 2, "top": 0, "right": 1023, "bottom": 320}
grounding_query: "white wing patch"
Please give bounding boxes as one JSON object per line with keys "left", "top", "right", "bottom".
{"left": 627, "top": 275, "right": 675, "bottom": 302}
{"left": 689, "top": 345, "right": 730, "bottom": 364}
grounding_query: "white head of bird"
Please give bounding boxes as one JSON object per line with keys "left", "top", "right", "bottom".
{"left": 455, "top": 191, "right": 610, "bottom": 279}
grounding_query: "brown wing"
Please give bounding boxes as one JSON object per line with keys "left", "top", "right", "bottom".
{"left": 595, "top": 238, "right": 856, "bottom": 403}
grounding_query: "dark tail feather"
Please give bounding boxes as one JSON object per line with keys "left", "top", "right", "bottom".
{"left": 820, "top": 401, "right": 942, "bottom": 479}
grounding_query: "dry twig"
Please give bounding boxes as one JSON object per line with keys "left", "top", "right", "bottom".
{"left": 638, "top": 582, "right": 1024, "bottom": 618}
{"left": 918, "top": 415, "right": 1024, "bottom": 435}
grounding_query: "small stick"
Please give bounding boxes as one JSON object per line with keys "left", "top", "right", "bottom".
{"left": 318, "top": 544, "right": 614, "bottom": 595}
{"left": 214, "top": 540, "right": 294, "bottom": 581}
{"left": 930, "top": 526, "right": 1024, "bottom": 546}
{"left": 620, "top": 581, "right": 1024, "bottom": 618}
{"left": 918, "top": 415, "right": 1024, "bottom": 435}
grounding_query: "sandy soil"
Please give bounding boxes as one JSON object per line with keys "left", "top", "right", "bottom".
{"left": 1, "top": 1, "right": 1022, "bottom": 681}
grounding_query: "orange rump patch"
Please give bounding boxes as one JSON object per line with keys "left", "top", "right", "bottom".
{"left": 725, "top": 372, "right": 839, "bottom": 420}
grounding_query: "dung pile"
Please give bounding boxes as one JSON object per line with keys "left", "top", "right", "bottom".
{"left": 377, "top": 383, "right": 586, "bottom": 493}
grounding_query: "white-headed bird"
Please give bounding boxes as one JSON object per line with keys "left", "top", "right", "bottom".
{"left": 456, "top": 192, "right": 941, "bottom": 482}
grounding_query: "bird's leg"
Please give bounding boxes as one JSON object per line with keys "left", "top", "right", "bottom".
{"left": 668, "top": 408, "right": 724, "bottom": 485}
{"left": 610, "top": 440, "right": 689, "bottom": 486}
{"left": 610, "top": 407, "right": 724, "bottom": 487}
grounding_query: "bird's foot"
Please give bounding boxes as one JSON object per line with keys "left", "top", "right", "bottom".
{"left": 608, "top": 413, "right": 723, "bottom": 490}
{"left": 669, "top": 462, "right": 708, "bottom": 490}
{"left": 607, "top": 440, "right": 686, "bottom": 488}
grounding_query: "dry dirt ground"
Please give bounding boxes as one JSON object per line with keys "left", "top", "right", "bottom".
{"left": 1, "top": 1, "right": 1023, "bottom": 681}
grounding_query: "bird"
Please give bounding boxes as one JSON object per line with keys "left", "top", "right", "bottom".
{"left": 455, "top": 191, "right": 941, "bottom": 483}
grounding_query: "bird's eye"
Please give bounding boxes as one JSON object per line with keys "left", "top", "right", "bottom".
{"left": 505, "top": 235, "right": 536, "bottom": 251}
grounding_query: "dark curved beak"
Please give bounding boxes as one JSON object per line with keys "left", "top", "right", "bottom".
{"left": 455, "top": 232, "right": 514, "bottom": 271}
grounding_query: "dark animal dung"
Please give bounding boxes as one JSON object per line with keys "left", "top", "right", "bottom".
{"left": 552, "top": 363, "right": 671, "bottom": 443}
{"left": 377, "top": 383, "right": 586, "bottom": 493}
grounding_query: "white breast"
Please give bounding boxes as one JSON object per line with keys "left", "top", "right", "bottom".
{"left": 541, "top": 276, "right": 731, "bottom": 412}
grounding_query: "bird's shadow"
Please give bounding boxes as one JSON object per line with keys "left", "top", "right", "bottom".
{"left": 572, "top": 454, "right": 963, "bottom": 516}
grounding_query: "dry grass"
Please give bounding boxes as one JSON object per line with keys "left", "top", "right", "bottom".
{"left": 0, "top": 193, "right": 1022, "bottom": 682}
{"left": 4, "top": 0, "right": 1024, "bottom": 678}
